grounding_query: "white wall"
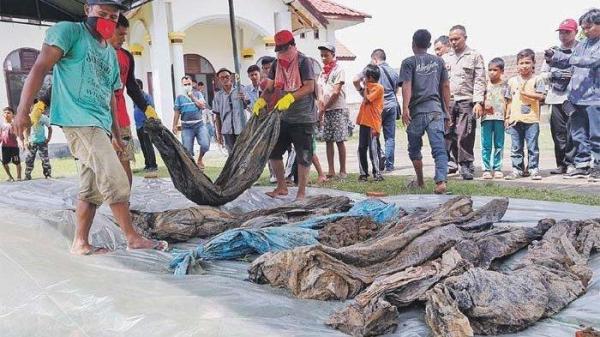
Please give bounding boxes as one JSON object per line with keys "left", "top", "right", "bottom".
{"left": 0, "top": 22, "right": 47, "bottom": 109}
{"left": 171, "top": 0, "right": 285, "bottom": 35}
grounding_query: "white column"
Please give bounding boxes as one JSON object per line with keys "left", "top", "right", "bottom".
{"left": 169, "top": 32, "right": 186, "bottom": 96}
{"left": 151, "top": 0, "right": 175, "bottom": 129}
{"left": 274, "top": 11, "right": 292, "bottom": 31}
{"left": 129, "top": 43, "right": 144, "bottom": 80}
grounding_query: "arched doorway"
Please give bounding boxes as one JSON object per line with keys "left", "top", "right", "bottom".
{"left": 184, "top": 54, "right": 216, "bottom": 105}
{"left": 3, "top": 48, "right": 51, "bottom": 108}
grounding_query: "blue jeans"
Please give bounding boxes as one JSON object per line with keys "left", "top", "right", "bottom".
{"left": 571, "top": 104, "right": 600, "bottom": 168}
{"left": 206, "top": 123, "right": 216, "bottom": 141}
{"left": 507, "top": 122, "right": 539, "bottom": 173}
{"left": 181, "top": 122, "right": 210, "bottom": 157}
{"left": 406, "top": 112, "right": 448, "bottom": 183}
{"left": 382, "top": 106, "right": 397, "bottom": 170}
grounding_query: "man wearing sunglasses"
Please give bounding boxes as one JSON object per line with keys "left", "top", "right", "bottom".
{"left": 213, "top": 68, "right": 248, "bottom": 152}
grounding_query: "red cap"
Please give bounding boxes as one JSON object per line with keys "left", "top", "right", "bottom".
{"left": 557, "top": 19, "right": 578, "bottom": 32}
{"left": 274, "top": 30, "right": 294, "bottom": 51}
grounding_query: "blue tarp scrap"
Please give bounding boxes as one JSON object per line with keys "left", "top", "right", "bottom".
{"left": 170, "top": 199, "right": 401, "bottom": 276}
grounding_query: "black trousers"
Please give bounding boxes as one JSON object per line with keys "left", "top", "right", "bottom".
{"left": 445, "top": 100, "right": 476, "bottom": 167}
{"left": 136, "top": 127, "right": 157, "bottom": 169}
{"left": 550, "top": 104, "right": 575, "bottom": 168}
{"left": 358, "top": 125, "right": 382, "bottom": 176}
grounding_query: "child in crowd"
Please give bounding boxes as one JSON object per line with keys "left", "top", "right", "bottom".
{"left": 505, "top": 49, "right": 546, "bottom": 180}
{"left": 356, "top": 64, "right": 384, "bottom": 182}
{"left": 24, "top": 91, "right": 53, "bottom": 180}
{"left": 479, "top": 58, "right": 508, "bottom": 179}
{"left": 1, "top": 107, "right": 23, "bottom": 181}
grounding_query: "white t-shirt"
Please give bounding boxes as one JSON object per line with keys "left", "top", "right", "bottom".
{"left": 318, "top": 64, "right": 347, "bottom": 111}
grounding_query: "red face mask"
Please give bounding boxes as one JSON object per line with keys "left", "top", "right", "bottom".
{"left": 87, "top": 16, "right": 117, "bottom": 40}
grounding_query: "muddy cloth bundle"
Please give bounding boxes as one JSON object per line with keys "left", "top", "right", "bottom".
{"left": 170, "top": 199, "right": 403, "bottom": 276}
{"left": 144, "top": 111, "right": 280, "bottom": 206}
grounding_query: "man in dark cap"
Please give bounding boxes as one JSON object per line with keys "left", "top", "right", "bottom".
{"left": 14, "top": 0, "right": 166, "bottom": 255}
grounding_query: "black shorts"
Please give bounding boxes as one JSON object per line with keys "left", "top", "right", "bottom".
{"left": 270, "top": 122, "right": 314, "bottom": 167}
{"left": 2, "top": 146, "right": 20, "bottom": 165}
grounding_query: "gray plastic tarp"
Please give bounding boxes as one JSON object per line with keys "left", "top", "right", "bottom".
{"left": 0, "top": 177, "right": 598, "bottom": 337}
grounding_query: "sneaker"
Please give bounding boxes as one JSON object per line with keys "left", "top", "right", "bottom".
{"left": 589, "top": 167, "right": 600, "bottom": 182}
{"left": 550, "top": 166, "right": 567, "bottom": 175}
{"left": 530, "top": 169, "right": 542, "bottom": 180}
{"left": 482, "top": 171, "right": 493, "bottom": 180}
{"left": 460, "top": 166, "right": 473, "bottom": 180}
{"left": 493, "top": 171, "right": 504, "bottom": 179}
{"left": 563, "top": 167, "right": 589, "bottom": 179}
{"left": 373, "top": 174, "right": 384, "bottom": 182}
{"left": 448, "top": 161, "right": 458, "bottom": 174}
{"left": 504, "top": 171, "right": 522, "bottom": 180}
{"left": 358, "top": 175, "right": 368, "bottom": 182}
{"left": 565, "top": 166, "right": 576, "bottom": 175}
{"left": 269, "top": 176, "right": 277, "bottom": 183}
{"left": 25, "top": 174, "right": 32, "bottom": 181}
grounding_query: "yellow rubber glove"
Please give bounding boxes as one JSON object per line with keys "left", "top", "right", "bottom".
{"left": 274, "top": 93, "right": 295, "bottom": 111}
{"left": 252, "top": 97, "right": 267, "bottom": 116}
{"left": 145, "top": 105, "right": 159, "bottom": 120}
{"left": 30, "top": 101, "right": 46, "bottom": 125}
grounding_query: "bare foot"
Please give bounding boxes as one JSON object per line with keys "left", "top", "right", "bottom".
{"left": 197, "top": 161, "right": 205, "bottom": 170}
{"left": 294, "top": 193, "right": 306, "bottom": 201}
{"left": 434, "top": 182, "right": 447, "bottom": 195}
{"left": 266, "top": 188, "right": 288, "bottom": 198}
{"left": 317, "top": 175, "right": 328, "bottom": 184}
{"left": 70, "top": 243, "right": 110, "bottom": 255}
{"left": 127, "top": 237, "right": 169, "bottom": 251}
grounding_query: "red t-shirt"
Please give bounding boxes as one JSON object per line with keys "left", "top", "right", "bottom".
{"left": 115, "top": 48, "right": 131, "bottom": 128}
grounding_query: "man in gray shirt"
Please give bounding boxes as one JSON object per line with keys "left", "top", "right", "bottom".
{"left": 400, "top": 29, "right": 451, "bottom": 194}
{"left": 253, "top": 30, "right": 316, "bottom": 200}
{"left": 213, "top": 68, "right": 248, "bottom": 152}
{"left": 353, "top": 49, "right": 400, "bottom": 171}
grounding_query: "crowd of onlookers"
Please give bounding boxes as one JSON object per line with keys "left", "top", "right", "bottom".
{"left": 2, "top": 8, "right": 599, "bottom": 196}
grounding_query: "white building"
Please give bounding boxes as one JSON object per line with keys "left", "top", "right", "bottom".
{"left": 1, "top": 0, "right": 369, "bottom": 142}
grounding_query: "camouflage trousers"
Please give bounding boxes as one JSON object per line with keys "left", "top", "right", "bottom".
{"left": 25, "top": 142, "right": 51, "bottom": 179}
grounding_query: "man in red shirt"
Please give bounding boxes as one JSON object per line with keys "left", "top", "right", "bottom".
{"left": 108, "top": 14, "right": 156, "bottom": 185}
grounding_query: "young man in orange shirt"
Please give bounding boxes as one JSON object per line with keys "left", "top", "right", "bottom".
{"left": 355, "top": 64, "right": 384, "bottom": 182}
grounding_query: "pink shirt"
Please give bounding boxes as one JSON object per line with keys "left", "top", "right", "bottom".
{"left": 0, "top": 124, "right": 18, "bottom": 148}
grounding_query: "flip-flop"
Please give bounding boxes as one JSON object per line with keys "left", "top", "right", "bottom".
{"left": 82, "top": 246, "right": 110, "bottom": 255}
{"left": 153, "top": 240, "right": 169, "bottom": 252}
{"left": 265, "top": 190, "right": 288, "bottom": 198}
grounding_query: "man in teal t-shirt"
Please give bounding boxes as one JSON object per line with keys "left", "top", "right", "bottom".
{"left": 14, "top": 0, "right": 166, "bottom": 255}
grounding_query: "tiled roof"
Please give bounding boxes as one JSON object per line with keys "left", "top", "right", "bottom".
{"left": 335, "top": 39, "right": 356, "bottom": 61}
{"left": 302, "top": 0, "right": 371, "bottom": 19}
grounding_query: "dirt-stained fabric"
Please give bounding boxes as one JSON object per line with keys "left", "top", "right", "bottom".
{"left": 248, "top": 197, "right": 509, "bottom": 301}
{"left": 144, "top": 111, "right": 280, "bottom": 206}
{"left": 425, "top": 218, "right": 600, "bottom": 336}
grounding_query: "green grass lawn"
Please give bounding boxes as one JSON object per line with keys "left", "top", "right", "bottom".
{"left": 4, "top": 136, "right": 599, "bottom": 206}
